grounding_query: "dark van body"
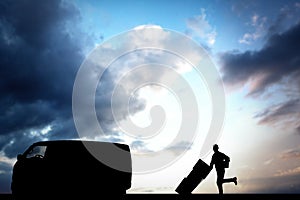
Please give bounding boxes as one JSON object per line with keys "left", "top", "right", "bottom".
{"left": 11, "top": 140, "right": 132, "bottom": 199}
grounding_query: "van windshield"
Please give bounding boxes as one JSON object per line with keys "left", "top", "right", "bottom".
{"left": 26, "top": 145, "right": 47, "bottom": 159}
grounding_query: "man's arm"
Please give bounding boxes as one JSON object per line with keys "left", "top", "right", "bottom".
{"left": 223, "top": 153, "right": 230, "bottom": 162}
{"left": 209, "top": 155, "right": 214, "bottom": 169}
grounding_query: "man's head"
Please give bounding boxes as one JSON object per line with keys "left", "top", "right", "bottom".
{"left": 213, "top": 144, "right": 219, "bottom": 152}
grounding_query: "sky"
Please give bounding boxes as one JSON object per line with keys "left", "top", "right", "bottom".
{"left": 0, "top": 0, "right": 300, "bottom": 194}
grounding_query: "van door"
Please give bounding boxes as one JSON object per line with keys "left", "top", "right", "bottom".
{"left": 22, "top": 145, "right": 48, "bottom": 193}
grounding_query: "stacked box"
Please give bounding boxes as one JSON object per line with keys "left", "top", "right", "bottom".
{"left": 175, "top": 159, "right": 211, "bottom": 194}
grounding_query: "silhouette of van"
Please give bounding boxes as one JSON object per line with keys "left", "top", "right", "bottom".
{"left": 11, "top": 140, "right": 132, "bottom": 199}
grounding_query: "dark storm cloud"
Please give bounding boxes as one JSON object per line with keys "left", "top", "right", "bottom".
{"left": 0, "top": 131, "right": 45, "bottom": 158}
{"left": 255, "top": 99, "right": 300, "bottom": 125}
{"left": 0, "top": 0, "right": 82, "bottom": 103}
{"left": 220, "top": 17, "right": 300, "bottom": 134}
{"left": 220, "top": 22, "right": 300, "bottom": 96}
{"left": 0, "top": 0, "right": 91, "bottom": 157}
{"left": 0, "top": 161, "right": 12, "bottom": 193}
{"left": 0, "top": 160, "right": 12, "bottom": 173}
{"left": 267, "top": 2, "right": 300, "bottom": 37}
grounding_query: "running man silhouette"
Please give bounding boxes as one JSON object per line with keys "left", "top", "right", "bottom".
{"left": 210, "top": 144, "right": 237, "bottom": 194}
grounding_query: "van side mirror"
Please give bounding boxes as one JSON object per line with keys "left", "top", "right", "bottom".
{"left": 17, "top": 154, "right": 24, "bottom": 161}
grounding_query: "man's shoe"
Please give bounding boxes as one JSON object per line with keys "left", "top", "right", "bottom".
{"left": 233, "top": 177, "right": 237, "bottom": 185}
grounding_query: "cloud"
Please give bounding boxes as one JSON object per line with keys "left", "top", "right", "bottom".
{"left": 239, "top": 174, "right": 300, "bottom": 193}
{"left": 239, "top": 3, "right": 300, "bottom": 45}
{"left": 0, "top": 1, "right": 164, "bottom": 158}
{"left": 0, "top": 158, "right": 14, "bottom": 173}
{"left": 263, "top": 158, "right": 273, "bottom": 165}
{"left": 73, "top": 24, "right": 211, "bottom": 143}
{"left": 254, "top": 99, "right": 300, "bottom": 133}
{"left": 239, "top": 14, "right": 267, "bottom": 45}
{"left": 280, "top": 147, "right": 300, "bottom": 159}
{"left": 165, "top": 141, "right": 193, "bottom": 154}
{"left": 0, "top": 0, "right": 96, "bottom": 159}
{"left": 221, "top": 22, "right": 300, "bottom": 96}
{"left": 0, "top": 161, "right": 12, "bottom": 193}
{"left": 0, "top": 154, "right": 16, "bottom": 193}
{"left": 186, "top": 8, "right": 217, "bottom": 45}
{"left": 130, "top": 140, "right": 151, "bottom": 153}
{"left": 223, "top": 3, "right": 300, "bottom": 95}
{"left": 221, "top": 12, "right": 300, "bottom": 135}
{"left": 230, "top": 0, "right": 257, "bottom": 17}
{"left": 267, "top": 3, "right": 300, "bottom": 37}
{"left": 275, "top": 167, "right": 300, "bottom": 177}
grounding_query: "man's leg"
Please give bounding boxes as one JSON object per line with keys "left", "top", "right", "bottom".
{"left": 216, "top": 170, "right": 225, "bottom": 194}
{"left": 217, "top": 180, "right": 223, "bottom": 195}
{"left": 223, "top": 177, "right": 237, "bottom": 185}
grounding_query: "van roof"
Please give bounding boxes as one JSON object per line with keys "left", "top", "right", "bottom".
{"left": 30, "top": 139, "right": 131, "bottom": 153}
{"left": 32, "top": 139, "right": 128, "bottom": 146}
